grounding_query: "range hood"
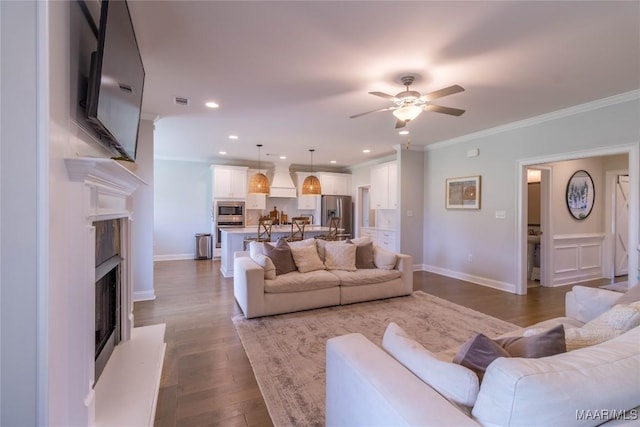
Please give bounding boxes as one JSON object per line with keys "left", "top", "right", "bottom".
{"left": 268, "top": 164, "right": 297, "bottom": 198}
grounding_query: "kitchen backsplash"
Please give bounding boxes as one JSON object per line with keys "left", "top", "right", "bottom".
{"left": 246, "top": 197, "right": 317, "bottom": 225}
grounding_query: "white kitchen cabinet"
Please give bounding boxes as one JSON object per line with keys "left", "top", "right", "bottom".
{"left": 377, "top": 229, "right": 397, "bottom": 252}
{"left": 318, "top": 172, "right": 351, "bottom": 196}
{"left": 211, "top": 165, "right": 248, "bottom": 199}
{"left": 370, "top": 161, "right": 397, "bottom": 209}
{"left": 359, "top": 227, "right": 397, "bottom": 252}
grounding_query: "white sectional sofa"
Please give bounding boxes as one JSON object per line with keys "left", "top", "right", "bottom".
{"left": 326, "top": 285, "right": 640, "bottom": 426}
{"left": 233, "top": 237, "right": 413, "bottom": 318}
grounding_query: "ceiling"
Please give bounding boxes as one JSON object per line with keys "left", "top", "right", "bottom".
{"left": 127, "top": 1, "right": 640, "bottom": 170}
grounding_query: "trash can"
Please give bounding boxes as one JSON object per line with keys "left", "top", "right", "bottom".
{"left": 195, "top": 233, "right": 212, "bottom": 260}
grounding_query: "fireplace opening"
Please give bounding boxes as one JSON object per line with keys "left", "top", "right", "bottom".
{"left": 94, "top": 219, "right": 122, "bottom": 382}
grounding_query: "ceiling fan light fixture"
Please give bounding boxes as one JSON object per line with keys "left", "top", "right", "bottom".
{"left": 302, "top": 149, "right": 321, "bottom": 195}
{"left": 248, "top": 144, "right": 270, "bottom": 195}
{"left": 393, "top": 105, "right": 423, "bottom": 122}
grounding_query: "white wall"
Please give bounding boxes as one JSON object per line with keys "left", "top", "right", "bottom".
{"left": 398, "top": 146, "right": 425, "bottom": 263}
{"left": 1, "top": 1, "right": 40, "bottom": 424}
{"left": 132, "top": 120, "right": 155, "bottom": 300}
{"left": 154, "top": 159, "right": 212, "bottom": 259}
{"left": 424, "top": 94, "right": 640, "bottom": 291}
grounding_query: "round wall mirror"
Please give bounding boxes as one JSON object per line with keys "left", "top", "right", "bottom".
{"left": 566, "top": 170, "right": 594, "bottom": 220}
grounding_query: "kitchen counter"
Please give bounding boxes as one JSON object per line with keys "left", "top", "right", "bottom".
{"left": 219, "top": 226, "right": 331, "bottom": 277}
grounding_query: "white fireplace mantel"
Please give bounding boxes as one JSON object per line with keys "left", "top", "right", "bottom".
{"left": 65, "top": 157, "right": 147, "bottom": 221}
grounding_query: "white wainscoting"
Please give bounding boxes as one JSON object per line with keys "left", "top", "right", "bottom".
{"left": 551, "top": 233, "right": 605, "bottom": 287}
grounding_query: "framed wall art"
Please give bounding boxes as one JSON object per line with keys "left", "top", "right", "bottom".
{"left": 446, "top": 175, "right": 481, "bottom": 209}
{"left": 566, "top": 170, "right": 594, "bottom": 220}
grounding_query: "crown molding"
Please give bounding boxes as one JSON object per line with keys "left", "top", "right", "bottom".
{"left": 425, "top": 90, "right": 640, "bottom": 151}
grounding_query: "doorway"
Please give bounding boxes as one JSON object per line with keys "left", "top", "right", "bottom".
{"left": 517, "top": 144, "right": 639, "bottom": 295}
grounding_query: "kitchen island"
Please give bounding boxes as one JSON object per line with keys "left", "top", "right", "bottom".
{"left": 219, "top": 225, "right": 332, "bottom": 277}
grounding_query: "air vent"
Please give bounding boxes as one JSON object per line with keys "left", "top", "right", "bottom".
{"left": 173, "top": 96, "right": 190, "bottom": 106}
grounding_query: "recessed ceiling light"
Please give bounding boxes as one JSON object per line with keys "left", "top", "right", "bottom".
{"left": 219, "top": 151, "right": 227, "bottom": 155}
{"left": 330, "top": 160, "right": 337, "bottom": 164}
{"left": 398, "top": 130, "right": 409, "bottom": 135}
{"left": 363, "top": 149, "right": 371, "bottom": 153}
{"left": 228, "top": 135, "right": 238, "bottom": 140}
{"left": 205, "top": 101, "right": 219, "bottom": 109}
{"left": 279, "top": 156, "right": 287, "bottom": 160}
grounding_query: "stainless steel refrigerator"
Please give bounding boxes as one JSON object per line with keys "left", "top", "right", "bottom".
{"left": 321, "top": 195, "right": 352, "bottom": 238}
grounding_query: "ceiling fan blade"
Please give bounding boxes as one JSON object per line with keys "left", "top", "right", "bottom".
{"left": 395, "top": 119, "right": 406, "bottom": 129}
{"left": 424, "top": 104, "right": 466, "bottom": 116}
{"left": 369, "top": 91, "right": 398, "bottom": 101}
{"left": 349, "top": 106, "right": 396, "bottom": 119}
{"left": 421, "top": 85, "right": 465, "bottom": 102}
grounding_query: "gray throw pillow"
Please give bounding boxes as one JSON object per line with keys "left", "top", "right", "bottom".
{"left": 453, "top": 334, "right": 510, "bottom": 381}
{"left": 453, "top": 325, "right": 566, "bottom": 381}
{"left": 616, "top": 284, "right": 640, "bottom": 305}
{"left": 494, "top": 324, "right": 566, "bottom": 358}
{"left": 263, "top": 238, "right": 296, "bottom": 275}
{"left": 347, "top": 239, "right": 376, "bottom": 269}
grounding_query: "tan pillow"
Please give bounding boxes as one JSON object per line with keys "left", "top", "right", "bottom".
{"left": 288, "top": 237, "right": 316, "bottom": 249}
{"left": 290, "top": 244, "right": 325, "bottom": 273}
{"left": 324, "top": 243, "right": 357, "bottom": 271}
{"left": 373, "top": 245, "right": 397, "bottom": 270}
{"left": 250, "top": 253, "right": 276, "bottom": 280}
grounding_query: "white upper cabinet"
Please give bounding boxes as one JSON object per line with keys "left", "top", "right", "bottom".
{"left": 211, "top": 165, "right": 248, "bottom": 199}
{"left": 370, "top": 161, "right": 398, "bottom": 209}
{"left": 318, "top": 172, "right": 351, "bottom": 196}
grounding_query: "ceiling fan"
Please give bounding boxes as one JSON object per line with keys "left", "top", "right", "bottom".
{"left": 350, "top": 75, "right": 465, "bottom": 129}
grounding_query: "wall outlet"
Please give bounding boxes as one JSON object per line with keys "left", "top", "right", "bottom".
{"left": 467, "top": 253, "right": 473, "bottom": 263}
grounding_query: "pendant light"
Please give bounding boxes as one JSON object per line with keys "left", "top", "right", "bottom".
{"left": 248, "top": 144, "right": 270, "bottom": 194}
{"left": 301, "top": 149, "right": 321, "bottom": 195}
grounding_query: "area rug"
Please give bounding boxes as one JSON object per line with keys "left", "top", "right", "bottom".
{"left": 232, "top": 291, "right": 520, "bottom": 427}
{"left": 600, "top": 281, "right": 629, "bottom": 292}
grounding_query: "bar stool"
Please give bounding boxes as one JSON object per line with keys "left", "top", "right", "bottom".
{"left": 287, "top": 217, "right": 308, "bottom": 242}
{"left": 243, "top": 217, "right": 273, "bottom": 250}
{"left": 315, "top": 217, "right": 340, "bottom": 241}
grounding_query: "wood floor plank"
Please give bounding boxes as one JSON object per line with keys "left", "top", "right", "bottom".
{"left": 139, "top": 259, "right": 623, "bottom": 426}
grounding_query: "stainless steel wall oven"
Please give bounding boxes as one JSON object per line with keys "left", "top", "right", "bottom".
{"left": 214, "top": 201, "right": 245, "bottom": 248}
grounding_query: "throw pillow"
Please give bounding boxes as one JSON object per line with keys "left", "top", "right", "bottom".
{"left": 564, "top": 327, "right": 623, "bottom": 351}
{"left": 348, "top": 236, "right": 371, "bottom": 246}
{"left": 347, "top": 239, "right": 376, "bottom": 269}
{"left": 373, "top": 245, "right": 397, "bottom": 270}
{"left": 290, "top": 244, "right": 325, "bottom": 273}
{"left": 249, "top": 241, "right": 266, "bottom": 258}
{"left": 583, "top": 302, "right": 640, "bottom": 331}
{"left": 453, "top": 325, "right": 566, "bottom": 381}
{"left": 382, "top": 322, "right": 480, "bottom": 408}
{"left": 453, "top": 334, "right": 510, "bottom": 382}
{"left": 263, "top": 238, "right": 296, "bottom": 275}
{"left": 494, "top": 324, "right": 566, "bottom": 358}
{"left": 250, "top": 253, "right": 276, "bottom": 280}
{"left": 324, "top": 243, "right": 357, "bottom": 271}
{"left": 287, "top": 237, "right": 316, "bottom": 249}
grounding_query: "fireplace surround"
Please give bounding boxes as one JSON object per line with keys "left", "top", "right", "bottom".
{"left": 65, "top": 157, "right": 163, "bottom": 425}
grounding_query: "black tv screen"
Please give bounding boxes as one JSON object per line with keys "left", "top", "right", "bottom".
{"left": 86, "top": 0, "right": 145, "bottom": 161}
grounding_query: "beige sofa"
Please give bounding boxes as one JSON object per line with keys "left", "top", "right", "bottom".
{"left": 233, "top": 238, "right": 413, "bottom": 318}
{"left": 326, "top": 285, "right": 640, "bottom": 426}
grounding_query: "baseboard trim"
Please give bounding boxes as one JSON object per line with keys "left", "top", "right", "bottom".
{"left": 422, "top": 264, "right": 516, "bottom": 293}
{"left": 153, "top": 253, "right": 194, "bottom": 262}
{"left": 133, "top": 290, "right": 156, "bottom": 302}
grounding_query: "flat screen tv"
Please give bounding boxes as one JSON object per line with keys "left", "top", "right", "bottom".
{"left": 86, "top": 0, "right": 145, "bottom": 161}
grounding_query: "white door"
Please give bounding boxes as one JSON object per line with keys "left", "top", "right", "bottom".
{"left": 614, "top": 175, "right": 629, "bottom": 276}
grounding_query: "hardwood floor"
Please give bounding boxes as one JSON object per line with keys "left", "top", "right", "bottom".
{"left": 134, "top": 260, "right": 620, "bottom": 426}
